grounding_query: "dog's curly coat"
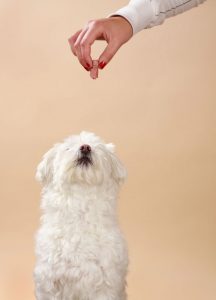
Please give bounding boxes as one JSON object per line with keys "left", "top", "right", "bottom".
{"left": 34, "top": 131, "right": 128, "bottom": 300}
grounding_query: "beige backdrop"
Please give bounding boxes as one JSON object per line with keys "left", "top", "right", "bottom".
{"left": 0, "top": 0, "right": 216, "bottom": 299}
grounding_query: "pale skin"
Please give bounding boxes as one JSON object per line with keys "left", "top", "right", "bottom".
{"left": 68, "top": 16, "right": 133, "bottom": 78}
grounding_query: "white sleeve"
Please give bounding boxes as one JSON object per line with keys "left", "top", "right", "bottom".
{"left": 110, "top": 0, "right": 206, "bottom": 34}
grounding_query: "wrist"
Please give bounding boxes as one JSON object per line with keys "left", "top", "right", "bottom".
{"left": 109, "top": 15, "right": 133, "bottom": 39}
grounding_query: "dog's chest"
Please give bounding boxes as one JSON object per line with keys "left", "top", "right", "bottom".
{"left": 41, "top": 191, "right": 117, "bottom": 243}
{"left": 37, "top": 188, "right": 126, "bottom": 273}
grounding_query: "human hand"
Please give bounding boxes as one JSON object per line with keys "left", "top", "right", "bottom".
{"left": 68, "top": 16, "right": 133, "bottom": 76}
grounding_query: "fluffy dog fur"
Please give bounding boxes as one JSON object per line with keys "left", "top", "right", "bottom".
{"left": 34, "top": 131, "right": 128, "bottom": 300}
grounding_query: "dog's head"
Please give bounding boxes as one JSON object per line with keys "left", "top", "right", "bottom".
{"left": 36, "top": 131, "right": 126, "bottom": 188}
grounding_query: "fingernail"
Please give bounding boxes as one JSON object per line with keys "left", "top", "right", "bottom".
{"left": 98, "top": 61, "right": 106, "bottom": 69}
{"left": 84, "top": 63, "right": 91, "bottom": 71}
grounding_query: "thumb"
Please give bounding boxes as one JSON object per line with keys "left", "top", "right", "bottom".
{"left": 98, "top": 41, "right": 120, "bottom": 69}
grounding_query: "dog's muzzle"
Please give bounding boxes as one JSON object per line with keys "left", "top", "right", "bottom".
{"left": 75, "top": 144, "right": 93, "bottom": 167}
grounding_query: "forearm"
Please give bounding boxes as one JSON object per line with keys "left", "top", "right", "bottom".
{"left": 110, "top": 0, "right": 207, "bottom": 34}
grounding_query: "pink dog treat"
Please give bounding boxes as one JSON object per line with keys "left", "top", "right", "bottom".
{"left": 90, "top": 60, "right": 99, "bottom": 79}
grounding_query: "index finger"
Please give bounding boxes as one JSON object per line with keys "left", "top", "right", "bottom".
{"left": 80, "top": 25, "right": 103, "bottom": 69}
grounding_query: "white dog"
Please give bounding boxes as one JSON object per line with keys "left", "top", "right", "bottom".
{"left": 34, "top": 131, "right": 128, "bottom": 300}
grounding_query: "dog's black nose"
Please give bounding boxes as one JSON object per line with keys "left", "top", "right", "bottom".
{"left": 80, "top": 144, "right": 91, "bottom": 155}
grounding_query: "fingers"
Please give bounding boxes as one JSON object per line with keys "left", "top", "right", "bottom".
{"left": 68, "top": 28, "right": 92, "bottom": 70}
{"left": 68, "top": 22, "right": 102, "bottom": 70}
{"left": 68, "top": 18, "right": 124, "bottom": 76}
{"left": 69, "top": 17, "right": 133, "bottom": 76}
{"left": 79, "top": 27, "right": 99, "bottom": 69}
{"left": 73, "top": 28, "right": 90, "bottom": 69}
{"left": 98, "top": 41, "right": 120, "bottom": 69}
{"left": 68, "top": 30, "right": 82, "bottom": 56}
{"left": 68, "top": 21, "right": 104, "bottom": 71}
{"left": 76, "top": 22, "right": 103, "bottom": 69}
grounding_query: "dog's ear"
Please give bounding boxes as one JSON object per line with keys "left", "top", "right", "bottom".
{"left": 36, "top": 143, "right": 60, "bottom": 186}
{"left": 106, "top": 143, "right": 116, "bottom": 153}
{"left": 110, "top": 153, "right": 127, "bottom": 185}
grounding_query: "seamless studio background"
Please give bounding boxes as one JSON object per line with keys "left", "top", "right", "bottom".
{"left": 0, "top": 0, "right": 216, "bottom": 299}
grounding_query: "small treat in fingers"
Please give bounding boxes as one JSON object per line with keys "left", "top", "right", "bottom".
{"left": 90, "top": 60, "right": 99, "bottom": 79}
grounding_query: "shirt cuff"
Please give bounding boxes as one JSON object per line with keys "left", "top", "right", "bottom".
{"left": 109, "top": 0, "right": 155, "bottom": 34}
